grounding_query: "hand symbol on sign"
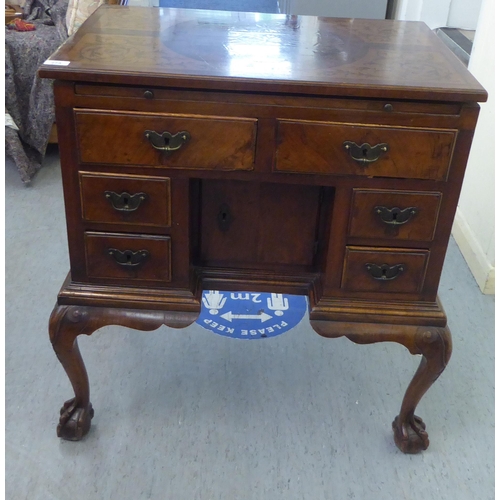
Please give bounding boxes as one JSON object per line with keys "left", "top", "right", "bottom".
{"left": 202, "top": 290, "right": 227, "bottom": 315}
{"left": 266, "top": 293, "right": 289, "bottom": 316}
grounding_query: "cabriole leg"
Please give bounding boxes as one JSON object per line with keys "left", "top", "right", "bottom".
{"left": 310, "top": 320, "right": 452, "bottom": 453}
{"left": 48, "top": 304, "right": 199, "bottom": 440}
{"left": 391, "top": 327, "right": 452, "bottom": 453}
{"left": 49, "top": 306, "right": 95, "bottom": 441}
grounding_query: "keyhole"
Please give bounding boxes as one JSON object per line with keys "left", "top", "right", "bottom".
{"left": 123, "top": 196, "right": 129, "bottom": 208}
{"left": 392, "top": 212, "right": 398, "bottom": 221}
{"left": 381, "top": 268, "right": 387, "bottom": 277}
{"left": 217, "top": 203, "right": 232, "bottom": 232}
{"left": 362, "top": 148, "right": 368, "bottom": 157}
{"left": 126, "top": 253, "right": 132, "bottom": 263}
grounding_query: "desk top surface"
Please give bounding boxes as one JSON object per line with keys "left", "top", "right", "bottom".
{"left": 39, "top": 6, "right": 486, "bottom": 102}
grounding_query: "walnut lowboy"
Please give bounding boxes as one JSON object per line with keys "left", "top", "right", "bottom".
{"left": 40, "top": 7, "right": 486, "bottom": 453}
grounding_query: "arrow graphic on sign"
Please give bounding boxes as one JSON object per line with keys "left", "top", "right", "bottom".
{"left": 220, "top": 311, "right": 272, "bottom": 323}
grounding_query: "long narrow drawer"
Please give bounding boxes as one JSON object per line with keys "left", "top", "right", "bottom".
{"left": 348, "top": 189, "right": 442, "bottom": 242}
{"left": 85, "top": 232, "right": 171, "bottom": 282}
{"left": 341, "top": 247, "right": 429, "bottom": 294}
{"left": 75, "top": 110, "right": 257, "bottom": 170}
{"left": 80, "top": 172, "right": 171, "bottom": 227}
{"left": 275, "top": 120, "right": 456, "bottom": 180}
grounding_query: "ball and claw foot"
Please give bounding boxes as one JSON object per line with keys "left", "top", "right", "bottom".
{"left": 57, "top": 398, "right": 94, "bottom": 441}
{"left": 392, "top": 414, "right": 429, "bottom": 454}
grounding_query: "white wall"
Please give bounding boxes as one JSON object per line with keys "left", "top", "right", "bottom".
{"left": 448, "top": 0, "right": 483, "bottom": 30}
{"left": 451, "top": 0, "right": 495, "bottom": 293}
{"left": 395, "top": 0, "right": 451, "bottom": 29}
{"left": 395, "top": 0, "right": 494, "bottom": 294}
{"left": 394, "top": 0, "right": 482, "bottom": 30}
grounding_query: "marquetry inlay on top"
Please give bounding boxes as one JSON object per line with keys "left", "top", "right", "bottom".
{"left": 39, "top": 6, "right": 486, "bottom": 102}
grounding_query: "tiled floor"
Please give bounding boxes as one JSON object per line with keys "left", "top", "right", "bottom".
{"left": 5, "top": 151, "right": 494, "bottom": 500}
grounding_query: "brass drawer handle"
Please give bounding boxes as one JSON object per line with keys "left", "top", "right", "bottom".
{"left": 144, "top": 130, "right": 190, "bottom": 155}
{"left": 343, "top": 141, "right": 389, "bottom": 164}
{"left": 108, "top": 248, "right": 149, "bottom": 267}
{"left": 374, "top": 206, "right": 418, "bottom": 225}
{"left": 365, "top": 263, "right": 404, "bottom": 280}
{"left": 105, "top": 191, "right": 147, "bottom": 212}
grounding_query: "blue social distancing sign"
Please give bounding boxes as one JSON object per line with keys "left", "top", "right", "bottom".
{"left": 196, "top": 290, "right": 308, "bottom": 339}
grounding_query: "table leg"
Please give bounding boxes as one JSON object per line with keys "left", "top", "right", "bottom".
{"left": 390, "top": 327, "right": 452, "bottom": 453}
{"left": 49, "top": 306, "right": 95, "bottom": 440}
{"left": 49, "top": 304, "right": 199, "bottom": 440}
{"left": 310, "top": 321, "right": 452, "bottom": 453}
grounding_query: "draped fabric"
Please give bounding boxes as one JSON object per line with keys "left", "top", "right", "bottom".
{"left": 5, "top": 0, "right": 68, "bottom": 183}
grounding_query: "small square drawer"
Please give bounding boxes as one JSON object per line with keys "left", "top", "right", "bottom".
{"left": 275, "top": 120, "right": 456, "bottom": 180}
{"left": 348, "top": 189, "right": 442, "bottom": 242}
{"left": 75, "top": 110, "right": 257, "bottom": 171}
{"left": 85, "top": 232, "right": 171, "bottom": 283}
{"left": 80, "top": 172, "right": 171, "bottom": 227}
{"left": 341, "top": 246, "right": 429, "bottom": 294}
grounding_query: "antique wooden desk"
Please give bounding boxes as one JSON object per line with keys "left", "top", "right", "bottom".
{"left": 40, "top": 7, "right": 486, "bottom": 453}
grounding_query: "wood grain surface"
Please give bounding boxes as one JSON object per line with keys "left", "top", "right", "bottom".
{"left": 79, "top": 172, "right": 172, "bottom": 227}
{"left": 348, "top": 189, "right": 442, "bottom": 242}
{"left": 39, "top": 6, "right": 487, "bottom": 102}
{"left": 341, "top": 246, "right": 429, "bottom": 294}
{"left": 75, "top": 110, "right": 257, "bottom": 170}
{"left": 85, "top": 231, "right": 172, "bottom": 283}
{"left": 275, "top": 120, "right": 456, "bottom": 180}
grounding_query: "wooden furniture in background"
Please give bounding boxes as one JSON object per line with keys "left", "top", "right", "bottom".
{"left": 5, "top": 4, "right": 23, "bottom": 24}
{"left": 40, "top": 7, "right": 486, "bottom": 453}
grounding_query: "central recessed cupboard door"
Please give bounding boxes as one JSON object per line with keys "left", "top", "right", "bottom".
{"left": 198, "top": 180, "right": 333, "bottom": 272}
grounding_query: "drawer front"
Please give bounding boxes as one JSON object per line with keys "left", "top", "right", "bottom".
{"left": 275, "top": 120, "right": 456, "bottom": 180}
{"left": 85, "top": 232, "right": 171, "bottom": 282}
{"left": 341, "top": 247, "right": 429, "bottom": 294}
{"left": 349, "top": 189, "right": 442, "bottom": 242}
{"left": 80, "top": 172, "right": 171, "bottom": 227}
{"left": 75, "top": 110, "right": 257, "bottom": 170}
